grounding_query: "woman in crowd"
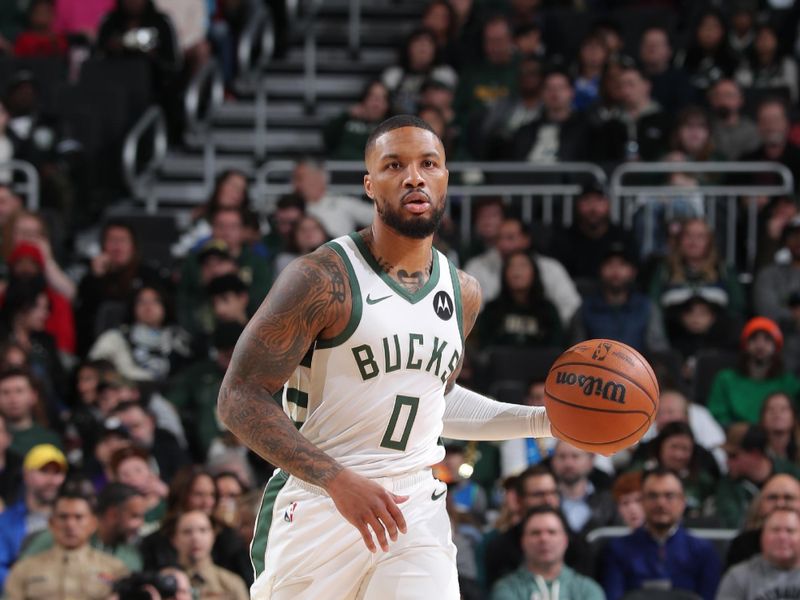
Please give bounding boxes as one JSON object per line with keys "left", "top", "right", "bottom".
{"left": 478, "top": 251, "right": 562, "bottom": 347}
{"left": 140, "top": 466, "right": 253, "bottom": 585}
{"left": 759, "top": 391, "right": 800, "bottom": 463}
{"left": 273, "top": 215, "right": 331, "bottom": 277}
{"left": 736, "top": 23, "right": 799, "bottom": 103}
{"left": 323, "top": 80, "right": 391, "bottom": 160}
{"left": 381, "top": 28, "right": 457, "bottom": 115}
{"left": 110, "top": 445, "right": 168, "bottom": 530}
{"left": 88, "top": 284, "right": 193, "bottom": 383}
{"left": 676, "top": 9, "right": 738, "bottom": 93}
{"left": 572, "top": 33, "right": 609, "bottom": 111}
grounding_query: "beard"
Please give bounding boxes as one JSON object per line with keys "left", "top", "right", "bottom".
{"left": 376, "top": 192, "right": 445, "bottom": 239}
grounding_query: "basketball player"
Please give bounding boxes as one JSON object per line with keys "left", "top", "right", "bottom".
{"left": 218, "top": 115, "right": 555, "bottom": 599}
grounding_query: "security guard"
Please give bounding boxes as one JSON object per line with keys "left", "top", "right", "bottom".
{"left": 5, "top": 489, "right": 128, "bottom": 599}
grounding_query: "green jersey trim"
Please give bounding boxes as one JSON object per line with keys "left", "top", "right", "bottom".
{"left": 250, "top": 469, "right": 289, "bottom": 578}
{"left": 316, "top": 241, "right": 363, "bottom": 349}
{"left": 448, "top": 261, "right": 464, "bottom": 343}
{"left": 348, "top": 232, "right": 441, "bottom": 305}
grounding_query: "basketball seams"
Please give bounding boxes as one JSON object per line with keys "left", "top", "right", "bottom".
{"left": 549, "top": 359, "right": 658, "bottom": 412}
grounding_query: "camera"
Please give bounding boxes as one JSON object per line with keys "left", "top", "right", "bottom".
{"left": 114, "top": 572, "right": 178, "bottom": 600}
{"left": 121, "top": 27, "right": 159, "bottom": 53}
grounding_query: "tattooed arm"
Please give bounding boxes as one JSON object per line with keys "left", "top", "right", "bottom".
{"left": 441, "top": 270, "right": 553, "bottom": 440}
{"left": 217, "top": 244, "right": 407, "bottom": 552}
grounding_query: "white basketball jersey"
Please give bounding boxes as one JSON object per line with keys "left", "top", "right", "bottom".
{"left": 278, "top": 233, "right": 464, "bottom": 478}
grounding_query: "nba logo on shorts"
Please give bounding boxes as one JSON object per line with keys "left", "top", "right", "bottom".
{"left": 284, "top": 502, "right": 298, "bottom": 523}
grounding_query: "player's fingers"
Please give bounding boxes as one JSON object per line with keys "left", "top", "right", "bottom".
{"left": 356, "top": 522, "right": 377, "bottom": 553}
{"left": 378, "top": 507, "right": 399, "bottom": 542}
{"left": 387, "top": 496, "right": 408, "bottom": 534}
{"left": 368, "top": 515, "right": 390, "bottom": 552}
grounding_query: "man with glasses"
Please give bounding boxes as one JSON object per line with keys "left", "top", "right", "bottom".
{"left": 603, "top": 467, "right": 721, "bottom": 600}
{"left": 484, "top": 466, "right": 593, "bottom": 586}
{"left": 724, "top": 473, "right": 800, "bottom": 570}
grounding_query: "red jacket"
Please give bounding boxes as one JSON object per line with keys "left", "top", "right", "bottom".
{"left": 13, "top": 32, "right": 68, "bottom": 57}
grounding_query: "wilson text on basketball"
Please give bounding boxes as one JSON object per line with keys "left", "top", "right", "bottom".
{"left": 554, "top": 371, "right": 627, "bottom": 404}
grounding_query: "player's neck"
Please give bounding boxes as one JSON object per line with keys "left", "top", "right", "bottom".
{"left": 363, "top": 223, "right": 434, "bottom": 280}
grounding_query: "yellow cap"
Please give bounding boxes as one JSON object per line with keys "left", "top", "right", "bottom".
{"left": 23, "top": 444, "right": 67, "bottom": 472}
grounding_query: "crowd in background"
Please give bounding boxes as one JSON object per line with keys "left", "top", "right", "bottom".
{"left": 4, "top": 0, "right": 800, "bottom": 599}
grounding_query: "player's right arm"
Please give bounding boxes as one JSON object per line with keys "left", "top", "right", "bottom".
{"left": 217, "top": 246, "right": 407, "bottom": 552}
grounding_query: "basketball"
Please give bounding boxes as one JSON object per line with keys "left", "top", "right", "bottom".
{"left": 544, "top": 339, "right": 659, "bottom": 455}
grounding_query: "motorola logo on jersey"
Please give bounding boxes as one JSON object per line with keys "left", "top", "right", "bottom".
{"left": 433, "top": 291, "right": 453, "bottom": 321}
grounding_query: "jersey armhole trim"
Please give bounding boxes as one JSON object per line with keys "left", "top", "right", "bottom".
{"left": 448, "top": 259, "right": 464, "bottom": 343}
{"left": 316, "top": 240, "right": 362, "bottom": 349}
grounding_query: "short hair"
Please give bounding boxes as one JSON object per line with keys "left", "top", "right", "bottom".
{"left": 109, "top": 446, "right": 151, "bottom": 476}
{"left": 101, "top": 219, "right": 137, "bottom": 250}
{"left": 757, "top": 97, "right": 789, "bottom": 118}
{"left": 275, "top": 194, "right": 306, "bottom": 213}
{"left": 112, "top": 400, "right": 151, "bottom": 419}
{"left": 641, "top": 466, "right": 684, "bottom": 490}
{"left": 55, "top": 481, "right": 97, "bottom": 514}
{"left": 207, "top": 273, "right": 248, "bottom": 298}
{"left": 515, "top": 464, "right": 554, "bottom": 497}
{"left": 520, "top": 505, "right": 570, "bottom": 535}
{"left": 612, "top": 471, "right": 643, "bottom": 502}
{"left": 96, "top": 482, "right": 144, "bottom": 514}
{"left": 0, "top": 366, "right": 36, "bottom": 388}
{"left": 209, "top": 205, "right": 244, "bottom": 225}
{"left": 364, "top": 115, "right": 440, "bottom": 159}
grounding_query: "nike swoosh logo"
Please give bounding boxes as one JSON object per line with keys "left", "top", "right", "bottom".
{"left": 366, "top": 294, "right": 391, "bottom": 305}
{"left": 431, "top": 488, "right": 446, "bottom": 501}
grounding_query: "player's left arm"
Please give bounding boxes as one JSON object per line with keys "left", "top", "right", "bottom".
{"left": 441, "top": 270, "right": 553, "bottom": 440}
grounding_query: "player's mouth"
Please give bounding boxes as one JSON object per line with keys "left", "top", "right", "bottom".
{"left": 403, "top": 191, "right": 431, "bottom": 214}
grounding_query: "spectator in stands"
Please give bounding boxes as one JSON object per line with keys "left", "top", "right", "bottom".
{"left": 13, "top": 0, "right": 68, "bottom": 57}
{"left": 611, "top": 471, "right": 645, "bottom": 529}
{"left": 177, "top": 208, "right": 270, "bottom": 335}
{"left": 420, "top": 78, "right": 456, "bottom": 129}
{"left": 417, "top": 104, "right": 456, "bottom": 157}
{"left": 273, "top": 215, "right": 332, "bottom": 277}
{"left": 213, "top": 471, "right": 247, "bottom": 529}
{"left": 572, "top": 33, "right": 608, "bottom": 112}
{"left": 550, "top": 441, "right": 616, "bottom": 534}
{"left": 633, "top": 422, "right": 719, "bottom": 518}
{"left": 485, "top": 465, "right": 593, "bottom": 586}
{"left": 671, "top": 106, "right": 723, "bottom": 165}
{"left": 462, "top": 197, "right": 504, "bottom": 262}
{"left": 323, "top": 80, "right": 391, "bottom": 160}
{"left": 152, "top": 0, "right": 210, "bottom": 73}
{"left": 0, "top": 415, "right": 22, "bottom": 510}
{"left": 676, "top": 8, "right": 738, "bottom": 94}
{"left": 54, "top": 0, "right": 115, "bottom": 39}
{"left": 4, "top": 210, "right": 76, "bottom": 302}
{"left": 475, "top": 56, "right": 542, "bottom": 160}
{"left": 173, "top": 169, "right": 252, "bottom": 259}
{"left": 109, "top": 446, "right": 167, "bottom": 527}
{"left": 4, "top": 489, "right": 128, "bottom": 599}
{"left": 0, "top": 444, "right": 66, "bottom": 589}
{"left": 499, "top": 380, "right": 556, "bottom": 477}
{"left": 0, "top": 368, "right": 60, "bottom": 457}
{"left": 477, "top": 251, "right": 562, "bottom": 348}
{"left": 490, "top": 506, "right": 605, "bottom": 600}
{"left": 89, "top": 284, "right": 193, "bottom": 383}
{"left": 737, "top": 23, "right": 799, "bottom": 103}
{"left": 715, "top": 423, "right": 800, "bottom": 529}
{"left": 639, "top": 26, "right": 692, "bottom": 114}
{"left": 97, "top": 0, "right": 180, "bottom": 73}
{"left": 290, "top": 159, "right": 374, "bottom": 238}
{"left": 513, "top": 22, "right": 545, "bottom": 60}
{"left": 649, "top": 218, "right": 744, "bottom": 321}
{"left": 76, "top": 220, "right": 168, "bottom": 356}
{"left": 717, "top": 507, "right": 800, "bottom": 598}
{"left": 759, "top": 391, "right": 800, "bottom": 463}
{"left": 420, "top": 0, "right": 457, "bottom": 64}
{"left": 551, "top": 183, "right": 636, "bottom": 283}
{"left": 725, "top": 473, "right": 800, "bottom": 570}
{"left": 454, "top": 15, "right": 518, "bottom": 137}
{"left": 16, "top": 480, "right": 145, "bottom": 571}
{"left": 511, "top": 69, "right": 590, "bottom": 163}
{"left": 464, "top": 217, "right": 580, "bottom": 325}
{"left": 382, "top": 28, "right": 457, "bottom": 115}
{"left": 755, "top": 216, "right": 800, "bottom": 332}
{"left": 171, "top": 510, "right": 249, "bottom": 600}
{"left": 728, "top": 0, "right": 757, "bottom": 62}
{"left": 111, "top": 401, "right": 190, "bottom": 483}
{"left": 3, "top": 242, "right": 74, "bottom": 354}
{"left": 590, "top": 18, "right": 623, "bottom": 59}
{"left": 140, "top": 466, "right": 252, "bottom": 585}
{"left": 207, "top": 273, "right": 248, "bottom": 326}
{"left": 743, "top": 99, "right": 800, "bottom": 191}
{"left": 571, "top": 243, "right": 668, "bottom": 353}
{"left": 708, "top": 78, "right": 760, "bottom": 161}
{"left": 87, "top": 421, "right": 131, "bottom": 492}
{"left": 708, "top": 317, "right": 800, "bottom": 425}
{"left": 168, "top": 321, "right": 241, "bottom": 462}
{"left": 603, "top": 467, "right": 721, "bottom": 600}
{"left": 593, "top": 62, "right": 671, "bottom": 164}
{"left": 263, "top": 194, "right": 304, "bottom": 257}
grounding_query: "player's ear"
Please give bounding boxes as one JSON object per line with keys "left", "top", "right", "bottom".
{"left": 364, "top": 174, "right": 374, "bottom": 201}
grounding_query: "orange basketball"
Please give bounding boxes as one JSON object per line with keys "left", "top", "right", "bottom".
{"left": 544, "top": 339, "right": 659, "bottom": 455}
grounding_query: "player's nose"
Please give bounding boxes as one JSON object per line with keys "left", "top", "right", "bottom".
{"left": 403, "top": 163, "right": 424, "bottom": 187}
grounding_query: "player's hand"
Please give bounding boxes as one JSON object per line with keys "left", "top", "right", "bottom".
{"left": 326, "top": 469, "right": 408, "bottom": 553}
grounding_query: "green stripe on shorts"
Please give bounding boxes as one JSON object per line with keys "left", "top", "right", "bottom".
{"left": 250, "top": 470, "right": 289, "bottom": 578}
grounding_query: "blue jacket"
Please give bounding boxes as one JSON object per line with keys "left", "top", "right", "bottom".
{"left": 579, "top": 292, "right": 653, "bottom": 352}
{"left": 603, "top": 526, "right": 721, "bottom": 600}
{"left": 0, "top": 499, "right": 28, "bottom": 591}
